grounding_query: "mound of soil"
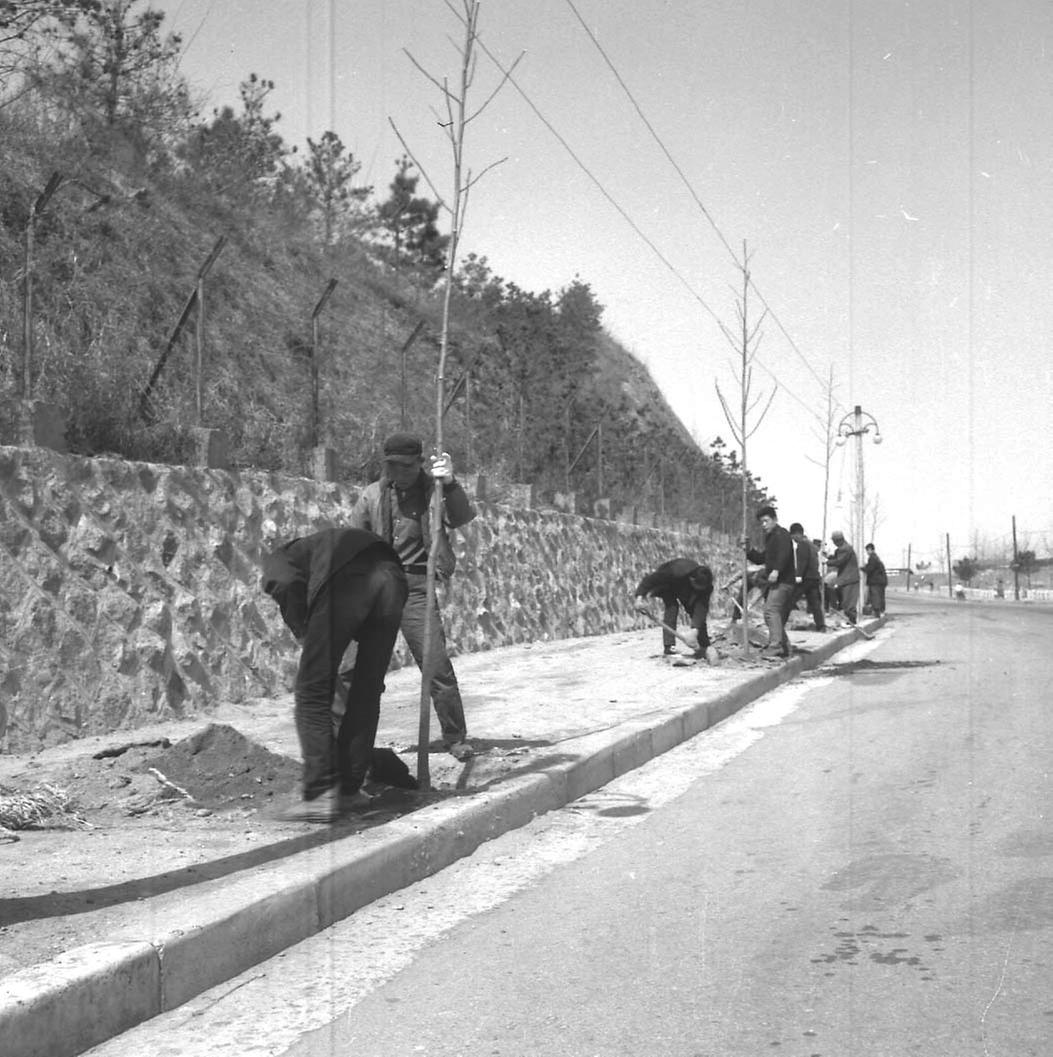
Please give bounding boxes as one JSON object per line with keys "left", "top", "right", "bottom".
{"left": 140, "top": 723, "right": 300, "bottom": 810}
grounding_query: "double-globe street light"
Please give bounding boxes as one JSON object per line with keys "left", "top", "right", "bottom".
{"left": 835, "top": 404, "right": 882, "bottom": 554}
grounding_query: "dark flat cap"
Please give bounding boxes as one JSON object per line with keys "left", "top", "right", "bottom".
{"left": 383, "top": 432, "right": 423, "bottom": 464}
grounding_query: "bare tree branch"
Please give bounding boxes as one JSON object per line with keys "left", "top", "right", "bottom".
{"left": 388, "top": 117, "right": 450, "bottom": 213}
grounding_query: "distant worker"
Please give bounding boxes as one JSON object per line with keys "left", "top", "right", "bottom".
{"left": 348, "top": 432, "right": 476, "bottom": 761}
{"left": 826, "top": 530, "right": 861, "bottom": 624}
{"left": 634, "top": 558, "right": 716, "bottom": 660}
{"left": 789, "top": 523, "right": 826, "bottom": 631}
{"left": 261, "top": 528, "right": 408, "bottom": 822}
{"left": 863, "top": 543, "right": 888, "bottom": 617}
{"left": 744, "top": 506, "right": 796, "bottom": 659}
{"left": 813, "top": 537, "right": 835, "bottom": 612}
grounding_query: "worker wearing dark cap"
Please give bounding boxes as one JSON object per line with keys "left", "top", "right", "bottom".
{"left": 348, "top": 432, "right": 476, "bottom": 761}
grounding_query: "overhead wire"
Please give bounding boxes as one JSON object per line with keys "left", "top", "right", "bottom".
{"left": 177, "top": 0, "right": 213, "bottom": 60}
{"left": 450, "top": 6, "right": 821, "bottom": 420}
{"left": 561, "top": 0, "right": 832, "bottom": 401}
{"left": 459, "top": 33, "right": 728, "bottom": 332}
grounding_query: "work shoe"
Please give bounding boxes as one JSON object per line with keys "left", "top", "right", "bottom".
{"left": 339, "top": 790, "right": 375, "bottom": 813}
{"left": 276, "top": 786, "right": 343, "bottom": 823}
{"left": 448, "top": 741, "right": 474, "bottom": 762}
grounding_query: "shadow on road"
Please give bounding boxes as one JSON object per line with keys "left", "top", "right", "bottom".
{"left": 806, "top": 659, "right": 942, "bottom": 679}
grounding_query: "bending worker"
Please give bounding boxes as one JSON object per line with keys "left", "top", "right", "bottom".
{"left": 262, "top": 527, "right": 408, "bottom": 823}
{"left": 634, "top": 558, "right": 715, "bottom": 660}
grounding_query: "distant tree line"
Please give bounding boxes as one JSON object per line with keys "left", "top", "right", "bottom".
{"left": 0, "top": 0, "right": 772, "bottom": 529}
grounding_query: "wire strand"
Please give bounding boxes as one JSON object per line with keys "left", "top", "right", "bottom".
{"left": 562, "top": 0, "right": 831, "bottom": 396}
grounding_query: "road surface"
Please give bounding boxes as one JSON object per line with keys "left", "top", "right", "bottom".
{"left": 88, "top": 598, "right": 1053, "bottom": 1057}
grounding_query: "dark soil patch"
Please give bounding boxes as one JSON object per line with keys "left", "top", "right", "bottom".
{"left": 140, "top": 723, "right": 300, "bottom": 810}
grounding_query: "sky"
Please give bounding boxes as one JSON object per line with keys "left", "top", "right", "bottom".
{"left": 161, "top": 0, "right": 1053, "bottom": 571}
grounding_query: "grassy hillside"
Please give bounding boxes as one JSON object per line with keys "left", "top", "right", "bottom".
{"left": 0, "top": 90, "right": 768, "bottom": 525}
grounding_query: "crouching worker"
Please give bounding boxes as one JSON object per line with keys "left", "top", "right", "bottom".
{"left": 634, "top": 558, "right": 716, "bottom": 661}
{"left": 262, "top": 528, "right": 408, "bottom": 823}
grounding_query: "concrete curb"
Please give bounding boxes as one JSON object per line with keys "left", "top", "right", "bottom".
{"left": 0, "top": 618, "right": 885, "bottom": 1057}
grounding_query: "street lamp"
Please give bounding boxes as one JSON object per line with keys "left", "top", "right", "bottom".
{"left": 835, "top": 404, "right": 882, "bottom": 552}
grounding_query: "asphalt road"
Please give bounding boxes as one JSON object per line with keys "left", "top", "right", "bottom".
{"left": 87, "top": 599, "right": 1053, "bottom": 1057}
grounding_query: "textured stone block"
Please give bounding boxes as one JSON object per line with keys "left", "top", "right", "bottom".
{"left": 309, "top": 445, "right": 336, "bottom": 481}
{"left": 0, "top": 447, "right": 735, "bottom": 749}
{"left": 190, "top": 427, "right": 229, "bottom": 470}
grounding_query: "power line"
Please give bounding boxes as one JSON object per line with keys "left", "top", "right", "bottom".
{"left": 449, "top": 7, "right": 822, "bottom": 420}
{"left": 463, "top": 30, "right": 727, "bottom": 332}
{"left": 562, "top": 0, "right": 831, "bottom": 395}
{"left": 177, "top": 0, "right": 214, "bottom": 60}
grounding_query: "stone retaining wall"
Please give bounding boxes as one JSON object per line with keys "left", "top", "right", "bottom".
{"left": 0, "top": 447, "right": 735, "bottom": 752}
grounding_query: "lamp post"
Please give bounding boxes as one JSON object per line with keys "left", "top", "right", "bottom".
{"left": 835, "top": 404, "right": 882, "bottom": 551}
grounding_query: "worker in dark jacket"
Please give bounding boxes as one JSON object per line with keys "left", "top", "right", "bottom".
{"left": 863, "top": 543, "right": 888, "bottom": 617}
{"left": 262, "top": 528, "right": 407, "bottom": 822}
{"left": 826, "top": 530, "right": 861, "bottom": 623}
{"left": 634, "top": 558, "right": 715, "bottom": 659}
{"left": 789, "top": 522, "right": 826, "bottom": 631}
{"left": 348, "top": 432, "right": 476, "bottom": 761}
{"left": 744, "top": 505, "right": 796, "bottom": 658}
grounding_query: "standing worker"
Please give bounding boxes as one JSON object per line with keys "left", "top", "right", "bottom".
{"left": 744, "top": 506, "right": 797, "bottom": 659}
{"left": 634, "top": 558, "right": 715, "bottom": 660}
{"left": 349, "top": 432, "right": 476, "bottom": 761}
{"left": 826, "top": 530, "right": 861, "bottom": 624}
{"left": 261, "top": 528, "right": 408, "bottom": 822}
{"left": 789, "top": 523, "right": 826, "bottom": 631}
{"left": 863, "top": 543, "right": 888, "bottom": 617}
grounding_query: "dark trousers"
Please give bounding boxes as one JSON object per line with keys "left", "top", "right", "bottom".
{"left": 295, "top": 558, "right": 407, "bottom": 799}
{"left": 658, "top": 592, "right": 711, "bottom": 653}
{"left": 791, "top": 580, "right": 826, "bottom": 630}
{"left": 763, "top": 582, "right": 795, "bottom": 653}
{"left": 399, "top": 573, "right": 468, "bottom": 745}
{"left": 867, "top": 584, "right": 886, "bottom": 616}
{"left": 839, "top": 581, "right": 860, "bottom": 624}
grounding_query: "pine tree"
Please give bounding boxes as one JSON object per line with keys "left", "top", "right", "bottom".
{"left": 302, "top": 130, "right": 370, "bottom": 246}
{"left": 179, "top": 73, "right": 290, "bottom": 197}
{"left": 24, "top": 0, "right": 193, "bottom": 160}
{"left": 376, "top": 155, "right": 448, "bottom": 271}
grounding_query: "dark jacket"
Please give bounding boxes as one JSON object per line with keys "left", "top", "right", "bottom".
{"left": 635, "top": 558, "right": 714, "bottom": 621}
{"left": 828, "top": 540, "right": 860, "bottom": 586}
{"left": 792, "top": 536, "right": 821, "bottom": 583}
{"left": 260, "top": 528, "right": 397, "bottom": 639}
{"left": 349, "top": 473, "right": 475, "bottom": 580}
{"left": 746, "top": 524, "right": 796, "bottom": 586}
{"left": 863, "top": 552, "right": 888, "bottom": 586}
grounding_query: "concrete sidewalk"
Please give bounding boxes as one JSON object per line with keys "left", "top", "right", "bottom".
{"left": 0, "top": 615, "right": 886, "bottom": 1057}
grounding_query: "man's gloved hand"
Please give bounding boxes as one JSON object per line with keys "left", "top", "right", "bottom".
{"left": 633, "top": 595, "right": 652, "bottom": 613}
{"left": 429, "top": 452, "right": 454, "bottom": 484}
{"left": 681, "top": 628, "right": 700, "bottom": 650}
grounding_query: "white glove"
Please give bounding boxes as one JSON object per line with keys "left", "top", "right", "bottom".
{"left": 429, "top": 452, "right": 454, "bottom": 483}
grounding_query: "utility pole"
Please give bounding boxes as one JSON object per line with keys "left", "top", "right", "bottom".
{"left": 1012, "top": 514, "right": 1020, "bottom": 601}
{"left": 906, "top": 543, "right": 912, "bottom": 591}
{"left": 21, "top": 172, "right": 64, "bottom": 399}
{"left": 309, "top": 279, "right": 338, "bottom": 448}
{"left": 140, "top": 236, "right": 226, "bottom": 419}
{"left": 945, "top": 533, "right": 953, "bottom": 598}
{"left": 398, "top": 320, "right": 425, "bottom": 429}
